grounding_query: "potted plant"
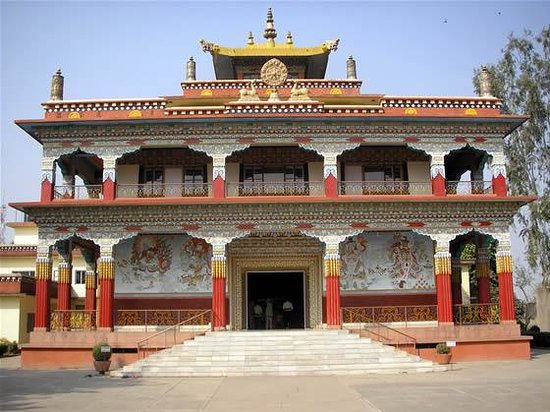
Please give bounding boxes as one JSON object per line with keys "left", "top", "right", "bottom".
{"left": 92, "top": 342, "right": 112, "bottom": 374}
{"left": 435, "top": 342, "right": 452, "bottom": 364}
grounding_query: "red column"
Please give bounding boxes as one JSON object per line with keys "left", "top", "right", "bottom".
{"left": 102, "top": 177, "right": 116, "bottom": 201}
{"left": 84, "top": 270, "right": 97, "bottom": 311}
{"left": 34, "top": 254, "right": 52, "bottom": 330}
{"left": 430, "top": 155, "right": 447, "bottom": 196}
{"left": 323, "top": 157, "right": 338, "bottom": 199}
{"left": 40, "top": 178, "right": 54, "bottom": 202}
{"left": 324, "top": 174, "right": 338, "bottom": 198}
{"left": 476, "top": 250, "right": 491, "bottom": 304}
{"left": 325, "top": 252, "right": 341, "bottom": 327}
{"left": 497, "top": 251, "right": 516, "bottom": 321}
{"left": 492, "top": 173, "right": 507, "bottom": 197}
{"left": 211, "top": 255, "right": 227, "bottom": 329}
{"left": 213, "top": 176, "right": 225, "bottom": 199}
{"left": 98, "top": 257, "right": 114, "bottom": 329}
{"left": 57, "top": 262, "right": 72, "bottom": 311}
{"left": 435, "top": 251, "right": 453, "bottom": 323}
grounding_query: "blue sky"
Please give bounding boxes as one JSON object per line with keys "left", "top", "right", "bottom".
{"left": 1, "top": 1, "right": 548, "bottom": 242}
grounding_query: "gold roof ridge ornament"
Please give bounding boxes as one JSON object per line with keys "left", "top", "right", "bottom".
{"left": 199, "top": 9, "right": 340, "bottom": 80}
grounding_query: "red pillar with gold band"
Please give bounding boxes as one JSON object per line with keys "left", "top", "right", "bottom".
{"left": 98, "top": 251, "right": 115, "bottom": 329}
{"left": 85, "top": 268, "right": 97, "bottom": 312}
{"left": 497, "top": 246, "right": 515, "bottom": 321}
{"left": 40, "top": 157, "right": 55, "bottom": 203}
{"left": 211, "top": 252, "right": 227, "bottom": 329}
{"left": 434, "top": 235, "right": 453, "bottom": 323}
{"left": 324, "top": 239, "right": 342, "bottom": 327}
{"left": 56, "top": 240, "right": 73, "bottom": 314}
{"left": 34, "top": 246, "right": 53, "bottom": 330}
{"left": 101, "top": 156, "right": 117, "bottom": 201}
{"left": 476, "top": 248, "right": 491, "bottom": 304}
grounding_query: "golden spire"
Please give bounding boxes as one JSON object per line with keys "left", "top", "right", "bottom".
{"left": 247, "top": 31, "right": 255, "bottom": 45}
{"left": 286, "top": 31, "right": 293, "bottom": 45}
{"left": 264, "top": 7, "right": 277, "bottom": 46}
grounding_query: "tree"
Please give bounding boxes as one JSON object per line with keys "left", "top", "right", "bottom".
{"left": 474, "top": 27, "right": 550, "bottom": 288}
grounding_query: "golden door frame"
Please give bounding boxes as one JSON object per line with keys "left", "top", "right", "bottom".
{"left": 228, "top": 255, "right": 323, "bottom": 330}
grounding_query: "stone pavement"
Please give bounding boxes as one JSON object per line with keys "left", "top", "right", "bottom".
{"left": 1, "top": 349, "right": 549, "bottom": 412}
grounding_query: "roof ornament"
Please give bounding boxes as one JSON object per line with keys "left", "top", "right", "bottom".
{"left": 323, "top": 39, "right": 340, "bottom": 52}
{"left": 346, "top": 56, "right": 357, "bottom": 80}
{"left": 238, "top": 80, "right": 260, "bottom": 102}
{"left": 286, "top": 32, "right": 294, "bottom": 45}
{"left": 200, "top": 39, "right": 219, "bottom": 53}
{"left": 186, "top": 57, "right": 196, "bottom": 81}
{"left": 50, "top": 68, "right": 64, "bottom": 101}
{"left": 247, "top": 32, "right": 255, "bottom": 45}
{"left": 264, "top": 7, "right": 277, "bottom": 46}
{"left": 289, "top": 80, "right": 311, "bottom": 101}
{"left": 479, "top": 66, "right": 493, "bottom": 98}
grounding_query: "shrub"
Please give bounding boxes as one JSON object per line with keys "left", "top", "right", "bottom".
{"left": 436, "top": 342, "right": 451, "bottom": 354}
{"left": 0, "top": 338, "right": 18, "bottom": 356}
{"left": 92, "top": 342, "right": 112, "bottom": 361}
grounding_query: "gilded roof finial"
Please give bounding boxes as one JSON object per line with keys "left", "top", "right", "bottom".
{"left": 286, "top": 32, "right": 293, "bottom": 45}
{"left": 247, "top": 32, "right": 255, "bottom": 45}
{"left": 264, "top": 7, "right": 277, "bottom": 46}
{"left": 50, "top": 68, "right": 64, "bottom": 101}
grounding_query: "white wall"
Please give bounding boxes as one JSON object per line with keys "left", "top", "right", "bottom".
{"left": 308, "top": 162, "right": 323, "bottom": 196}
{"left": 116, "top": 164, "right": 139, "bottom": 197}
{"left": 226, "top": 163, "right": 240, "bottom": 196}
{"left": 0, "top": 297, "right": 20, "bottom": 342}
{"left": 407, "top": 161, "right": 431, "bottom": 194}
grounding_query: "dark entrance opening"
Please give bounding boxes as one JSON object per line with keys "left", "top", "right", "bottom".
{"left": 246, "top": 272, "right": 305, "bottom": 330}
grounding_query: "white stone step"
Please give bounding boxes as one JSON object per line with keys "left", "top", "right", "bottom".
{"left": 115, "top": 329, "right": 442, "bottom": 377}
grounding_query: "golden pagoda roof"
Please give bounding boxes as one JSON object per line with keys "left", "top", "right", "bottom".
{"left": 200, "top": 8, "right": 339, "bottom": 80}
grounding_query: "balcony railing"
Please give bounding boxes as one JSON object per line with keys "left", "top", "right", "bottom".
{"left": 115, "top": 309, "right": 212, "bottom": 332}
{"left": 342, "top": 305, "right": 438, "bottom": 325}
{"left": 453, "top": 304, "right": 500, "bottom": 325}
{"left": 116, "top": 183, "right": 209, "bottom": 198}
{"left": 339, "top": 181, "right": 432, "bottom": 196}
{"left": 50, "top": 310, "right": 96, "bottom": 331}
{"left": 446, "top": 180, "right": 493, "bottom": 195}
{"left": 227, "top": 181, "right": 324, "bottom": 197}
{"left": 54, "top": 185, "right": 102, "bottom": 200}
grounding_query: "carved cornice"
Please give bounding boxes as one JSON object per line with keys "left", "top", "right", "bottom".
{"left": 23, "top": 199, "right": 524, "bottom": 245}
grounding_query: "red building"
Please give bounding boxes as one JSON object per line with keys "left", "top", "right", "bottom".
{"left": 12, "top": 9, "right": 533, "bottom": 368}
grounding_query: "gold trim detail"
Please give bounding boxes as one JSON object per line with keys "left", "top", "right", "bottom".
{"left": 98, "top": 258, "right": 114, "bottom": 280}
{"left": 128, "top": 110, "right": 142, "bottom": 118}
{"left": 405, "top": 108, "right": 418, "bottom": 115}
{"left": 212, "top": 256, "right": 227, "bottom": 279}
{"left": 200, "top": 90, "right": 213, "bottom": 96}
{"left": 35, "top": 258, "right": 52, "bottom": 281}
{"left": 68, "top": 112, "right": 81, "bottom": 119}
{"left": 434, "top": 254, "right": 451, "bottom": 276}
{"left": 496, "top": 252, "right": 512, "bottom": 274}
{"left": 465, "top": 108, "right": 478, "bottom": 116}
{"left": 260, "top": 58, "right": 288, "bottom": 86}
{"left": 324, "top": 256, "right": 341, "bottom": 278}
{"left": 57, "top": 264, "right": 72, "bottom": 284}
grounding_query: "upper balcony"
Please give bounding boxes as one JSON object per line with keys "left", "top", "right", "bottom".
{"left": 43, "top": 144, "right": 505, "bottom": 204}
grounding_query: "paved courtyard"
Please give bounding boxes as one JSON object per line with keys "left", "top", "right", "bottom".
{"left": 1, "top": 349, "right": 549, "bottom": 412}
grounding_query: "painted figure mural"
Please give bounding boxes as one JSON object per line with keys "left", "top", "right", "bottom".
{"left": 340, "top": 232, "right": 434, "bottom": 290}
{"left": 116, "top": 235, "right": 212, "bottom": 293}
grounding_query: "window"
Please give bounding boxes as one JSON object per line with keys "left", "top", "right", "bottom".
{"left": 75, "top": 270, "right": 86, "bottom": 284}
{"left": 12, "top": 270, "right": 35, "bottom": 277}
{"left": 241, "top": 164, "right": 308, "bottom": 195}
{"left": 139, "top": 166, "right": 164, "bottom": 197}
{"left": 183, "top": 166, "right": 207, "bottom": 196}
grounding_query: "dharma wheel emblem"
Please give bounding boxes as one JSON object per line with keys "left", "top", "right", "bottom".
{"left": 260, "top": 58, "right": 288, "bottom": 86}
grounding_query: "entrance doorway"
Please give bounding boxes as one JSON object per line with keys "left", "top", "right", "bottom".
{"left": 246, "top": 271, "right": 305, "bottom": 330}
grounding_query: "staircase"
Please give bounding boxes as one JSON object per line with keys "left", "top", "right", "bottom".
{"left": 114, "top": 329, "right": 444, "bottom": 377}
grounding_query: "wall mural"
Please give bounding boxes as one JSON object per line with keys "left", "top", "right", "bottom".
{"left": 115, "top": 235, "right": 212, "bottom": 294}
{"left": 340, "top": 232, "right": 434, "bottom": 290}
